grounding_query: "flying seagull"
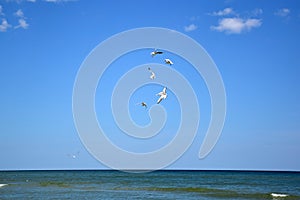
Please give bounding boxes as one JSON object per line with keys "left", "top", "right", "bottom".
{"left": 137, "top": 102, "right": 147, "bottom": 109}
{"left": 151, "top": 49, "right": 163, "bottom": 57}
{"left": 164, "top": 58, "right": 173, "bottom": 65}
{"left": 148, "top": 67, "right": 156, "bottom": 80}
{"left": 156, "top": 87, "right": 167, "bottom": 104}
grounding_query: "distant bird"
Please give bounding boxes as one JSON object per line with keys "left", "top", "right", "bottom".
{"left": 156, "top": 87, "right": 167, "bottom": 104}
{"left": 67, "top": 151, "right": 80, "bottom": 159}
{"left": 164, "top": 58, "right": 173, "bottom": 65}
{"left": 148, "top": 67, "right": 156, "bottom": 80}
{"left": 137, "top": 102, "right": 147, "bottom": 109}
{"left": 151, "top": 49, "right": 163, "bottom": 57}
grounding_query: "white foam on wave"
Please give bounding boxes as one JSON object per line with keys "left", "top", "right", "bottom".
{"left": 0, "top": 184, "right": 8, "bottom": 188}
{"left": 271, "top": 193, "right": 288, "bottom": 198}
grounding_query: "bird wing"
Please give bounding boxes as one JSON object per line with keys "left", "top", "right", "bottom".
{"left": 157, "top": 91, "right": 163, "bottom": 96}
{"left": 157, "top": 96, "right": 163, "bottom": 104}
{"left": 162, "top": 87, "right": 166, "bottom": 93}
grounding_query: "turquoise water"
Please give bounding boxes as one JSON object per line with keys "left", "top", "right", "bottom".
{"left": 0, "top": 170, "right": 299, "bottom": 199}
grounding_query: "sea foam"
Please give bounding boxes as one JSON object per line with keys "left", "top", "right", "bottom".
{"left": 271, "top": 193, "right": 288, "bottom": 198}
{"left": 0, "top": 184, "right": 8, "bottom": 188}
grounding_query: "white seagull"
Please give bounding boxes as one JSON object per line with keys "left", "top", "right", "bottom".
{"left": 151, "top": 49, "right": 163, "bottom": 57}
{"left": 156, "top": 87, "right": 167, "bottom": 104}
{"left": 148, "top": 67, "right": 156, "bottom": 80}
{"left": 164, "top": 58, "right": 173, "bottom": 65}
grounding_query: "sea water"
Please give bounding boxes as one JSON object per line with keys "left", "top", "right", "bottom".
{"left": 0, "top": 170, "right": 299, "bottom": 199}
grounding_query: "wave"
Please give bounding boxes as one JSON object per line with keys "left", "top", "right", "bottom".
{"left": 114, "top": 187, "right": 299, "bottom": 199}
{"left": 0, "top": 184, "right": 8, "bottom": 188}
{"left": 271, "top": 193, "right": 288, "bottom": 198}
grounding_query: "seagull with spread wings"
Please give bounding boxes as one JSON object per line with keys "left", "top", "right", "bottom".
{"left": 151, "top": 49, "right": 163, "bottom": 57}
{"left": 156, "top": 87, "right": 167, "bottom": 104}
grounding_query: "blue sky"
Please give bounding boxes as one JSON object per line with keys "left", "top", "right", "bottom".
{"left": 0, "top": 0, "right": 299, "bottom": 171}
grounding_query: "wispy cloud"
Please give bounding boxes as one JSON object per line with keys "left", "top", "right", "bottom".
{"left": 15, "top": 18, "right": 28, "bottom": 29}
{"left": 184, "top": 24, "right": 197, "bottom": 32}
{"left": 211, "top": 17, "right": 262, "bottom": 34}
{"left": 14, "top": 9, "right": 24, "bottom": 17}
{"left": 0, "top": 18, "right": 11, "bottom": 32}
{"left": 275, "top": 8, "right": 290, "bottom": 17}
{"left": 211, "top": 8, "right": 235, "bottom": 16}
{"left": 252, "top": 8, "right": 263, "bottom": 16}
{"left": 0, "top": 5, "right": 11, "bottom": 32}
{"left": 14, "top": 8, "right": 29, "bottom": 29}
{"left": 1, "top": 0, "right": 75, "bottom": 33}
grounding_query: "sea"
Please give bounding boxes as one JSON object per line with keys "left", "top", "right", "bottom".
{"left": 0, "top": 170, "right": 299, "bottom": 199}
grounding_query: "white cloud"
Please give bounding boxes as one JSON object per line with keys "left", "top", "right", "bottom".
{"left": 275, "top": 8, "right": 290, "bottom": 17}
{"left": 209, "top": 7, "right": 263, "bottom": 34}
{"left": 14, "top": 8, "right": 30, "bottom": 29}
{"left": 15, "top": 18, "right": 29, "bottom": 29}
{"left": 14, "top": 9, "right": 24, "bottom": 17}
{"left": 1, "top": 0, "right": 75, "bottom": 33}
{"left": 211, "top": 8, "right": 234, "bottom": 16}
{"left": 13, "top": 9, "right": 29, "bottom": 29}
{"left": 184, "top": 24, "right": 197, "bottom": 32}
{"left": 211, "top": 17, "right": 262, "bottom": 34}
{"left": 0, "top": 18, "right": 11, "bottom": 32}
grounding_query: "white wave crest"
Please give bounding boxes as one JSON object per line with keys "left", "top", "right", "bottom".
{"left": 271, "top": 193, "right": 288, "bottom": 198}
